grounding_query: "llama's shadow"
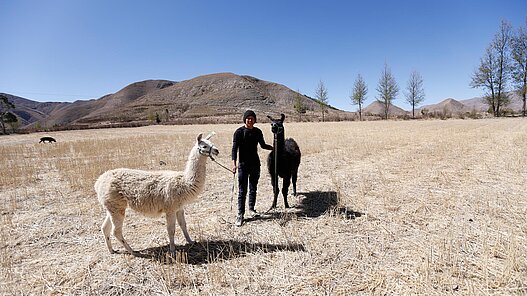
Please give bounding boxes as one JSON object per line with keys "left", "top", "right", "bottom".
{"left": 295, "top": 191, "right": 363, "bottom": 219}
{"left": 244, "top": 210, "right": 283, "bottom": 223}
{"left": 135, "top": 239, "right": 305, "bottom": 265}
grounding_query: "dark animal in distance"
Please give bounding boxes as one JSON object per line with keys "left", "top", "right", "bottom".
{"left": 39, "top": 136, "right": 56, "bottom": 143}
{"left": 267, "top": 114, "right": 301, "bottom": 208}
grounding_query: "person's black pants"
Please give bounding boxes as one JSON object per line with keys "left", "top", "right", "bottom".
{"left": 237, "top": 164, "right": 260, "bottom": 216}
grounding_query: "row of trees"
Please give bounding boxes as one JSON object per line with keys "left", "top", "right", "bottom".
{"left": 311, "top": 64, "right": 425, "bottom": 121}
{"left": 350, "top": 64, "right": 425, "bottom": 121}
{"left": 471, "top": 19, "right": 527, "bottom": 117}
{"left": 313, "top": 18, "right": 527, "bottom": 120}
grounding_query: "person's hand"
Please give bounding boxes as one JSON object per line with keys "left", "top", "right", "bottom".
{"left": 232, "top": 165, "right": 237, "bottom": 175}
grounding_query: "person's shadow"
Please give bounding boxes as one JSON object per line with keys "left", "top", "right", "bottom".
{"left": 134, "top": 239, "right": 305, "bottom": 265}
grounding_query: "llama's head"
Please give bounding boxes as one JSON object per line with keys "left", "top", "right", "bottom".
{"left": 196, "top": 132, "right": 219, "bottom": 159}
{"left": 267, "top": 114, "right": 286, "bottom": 135}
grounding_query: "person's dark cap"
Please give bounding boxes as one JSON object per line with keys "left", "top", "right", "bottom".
{"left": 243, "top": 110, "right": 257, "bottom": 123}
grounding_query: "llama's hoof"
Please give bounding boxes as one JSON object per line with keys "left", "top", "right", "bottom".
{"left": 125, "top": 249, "right": 139, "bottom": 256}
{"left": 116, "top": 249, "right": 137, "bottom": 256}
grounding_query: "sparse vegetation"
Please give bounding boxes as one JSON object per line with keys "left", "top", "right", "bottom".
{"left": 0, "top": 94, "right": 18, "bottom": 135}
{"left": 1, "top": 120, "right": 526, "bottom": 294}
{"left": 293, "top": 90, "right": 307, "bottom": 121}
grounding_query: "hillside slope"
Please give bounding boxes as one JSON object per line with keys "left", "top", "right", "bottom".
{"left": 4, "top": 73, "right": 352, "bottom": 129}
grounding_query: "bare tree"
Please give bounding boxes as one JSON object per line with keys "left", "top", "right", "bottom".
{"left": 315, "top": 80, "right": 329, "bottom": 122}
{"left": 511, "top": 19, "right": 527, "bottom": 117}
{"left": 376, "top": 63, "right": 399, "bottom": 120}
{"left": 471, "top": 20, "right": 512, "bottom": 117}
{"left": 471, "top": 45, "right": 499, "bottom": 113}
{"left": 405, "top": 71, "right": 425, "bottom": 119}
{"left": 351, "top": 74, "right": 367, "bottom": 121}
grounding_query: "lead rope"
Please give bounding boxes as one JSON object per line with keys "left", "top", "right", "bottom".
{"left": 274, "top": 134, "right": 278, "bottom": 200}
{"left": 208, "top": 153, "right": 236, "bottom": 211}
{"left": 209, "top": 155, "right": 233, "bottom": 173}
{"left": 230, "top": 172, "right": 236, "bottom": 211}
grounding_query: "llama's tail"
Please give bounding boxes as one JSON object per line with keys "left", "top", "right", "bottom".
{"left": 94, "top": 170, "right": 116, "bottom": 204}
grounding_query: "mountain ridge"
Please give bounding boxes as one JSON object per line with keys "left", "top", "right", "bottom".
{"left": 3, "top": 73, "right": 351, "bottom": 129}
{"left": 2, "top": 73, "right": 526, "bottom": 130}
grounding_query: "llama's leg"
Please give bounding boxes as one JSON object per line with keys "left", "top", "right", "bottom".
{"left": 101, "top": 212, "right": 115, "bottom": 253}
{"left": 109, "top": 210, "right": 135, "bottom": 254}
{"left": 176, "top": 209, "right": 194, "bottom": 245}
{"left": 282, "top": 176, "right": 291, "bottom": 208}
{"left": 292, "top": 169, "right": 298, "bottom": 196}
{"left": 166, "top": 212, "right": 177, "bottom": 254}
{"left": 270, "top": 171, "right": 279, "bottom": 209}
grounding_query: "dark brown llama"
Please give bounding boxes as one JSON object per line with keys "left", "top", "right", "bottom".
{"left": 267, "top": 114, "right": 301, "bottom": 209}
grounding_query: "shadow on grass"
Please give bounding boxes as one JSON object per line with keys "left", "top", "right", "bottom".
{"left": 135, "top": 239, "right": 305, "bottom": 265}
{"left": 295, "top": 191, "right": 363, "bottom": 219}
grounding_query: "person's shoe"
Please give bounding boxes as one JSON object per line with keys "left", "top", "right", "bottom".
{"left": 248, "top": 209, "right": 260, "bottom": 218}
{"left": 235, "top": 215, "right": 243, "bottom": 227}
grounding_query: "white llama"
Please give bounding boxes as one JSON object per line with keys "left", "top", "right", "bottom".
{"left": 94, "top": 132, "right": 219, "bottom": 255}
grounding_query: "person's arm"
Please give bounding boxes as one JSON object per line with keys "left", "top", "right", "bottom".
{"left": 231, "top": 130, "right": 239, "bottom": 174}
{"left": 232, "top": 160, "right": 237, "bottom": 174}
{"left": 258, "top": 129, "right": 273, "bottom": 150}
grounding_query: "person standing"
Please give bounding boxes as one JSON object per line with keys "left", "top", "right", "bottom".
{"left": 232, "top": 110, "right": 273, "bottom": 226}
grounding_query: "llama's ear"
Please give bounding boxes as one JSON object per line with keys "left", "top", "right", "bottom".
{"left": 197, "top": 133, "right": 203, "bottom": 142}
{"left": 280, "top": 113, "right": 285, "bottom": 122}
{"left": 205, "top": 131, "right": 216, "bottom": 140}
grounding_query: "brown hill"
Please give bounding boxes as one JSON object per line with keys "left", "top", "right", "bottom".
{"left": 3, "top": 94, "right": 70, "bottom": 126}
{"left": 82, "top": 73, "right": 343, "bottom": 124}
{"left": 32, "top": 79, "right": 176, "bottom": 127}
{"left": 363, "top": 101, "right": 408, "bottom": 117}
{"left": 459, "top": 97, "right": 487, "bottom": 112}
{"left": 420, "top": 98, "right": 468, "bottom": 114}
{"left": 72, "top": 80, "right": 176, "bottom": 124}
{"left": 460, "top": 92, "right": 525, "bottom": 113}
{"left": 420, "top": 92, "right": 526, "bottom": 115}
{"left": 5, "top": 73, "right": 352, "bottom": 129}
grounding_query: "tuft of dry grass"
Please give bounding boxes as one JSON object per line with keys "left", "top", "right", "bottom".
{"left": 1, "top": 119, "right": 527, "bottom": 295}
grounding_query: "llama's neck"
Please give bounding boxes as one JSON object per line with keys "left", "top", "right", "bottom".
{"left": 274, "top": 132, "right": 285, "bottom": 153}
{"left": 183, "top": 146, "right": 208, "bottom": 188}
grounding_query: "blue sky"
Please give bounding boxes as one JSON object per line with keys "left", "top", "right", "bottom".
{"left": 1, "top": 0, "right": 526, "bottom": 111}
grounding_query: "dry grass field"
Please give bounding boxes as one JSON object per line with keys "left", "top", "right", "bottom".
{"left": 1, "top": 119, "right": 526, "bottom": 295}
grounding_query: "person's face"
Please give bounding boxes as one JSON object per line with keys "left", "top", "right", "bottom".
{"left": 245, "top": 116, "right": 255, "bottom": 128}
